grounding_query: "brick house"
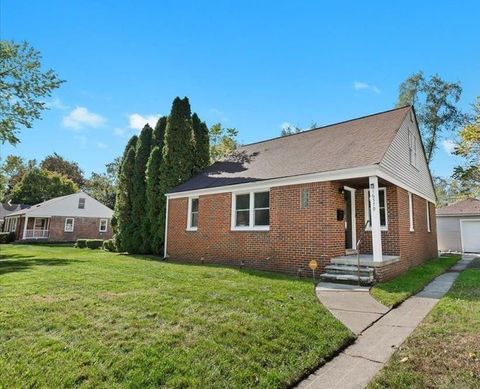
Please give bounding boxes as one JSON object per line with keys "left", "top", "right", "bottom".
{"left": 164, "top": 106, "right": 438, "bottom": 282}
{"left": 2, "top": 192, "right": 113, "bottom": 242}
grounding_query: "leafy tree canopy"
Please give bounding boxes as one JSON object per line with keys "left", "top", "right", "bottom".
{"left": 0, "top": 41, "right": 64, "bottom": 145}
{"left": 40, "top": 152, "right": 85, "bottom": 187}
{"left": 209, "top": 123, "right": 238, "bottom": 162}
{"left": 396, "top": 71, "right": 465, "bottom": 164}
{"left": 11, "top": 168, "right": 78, "bottom": 205}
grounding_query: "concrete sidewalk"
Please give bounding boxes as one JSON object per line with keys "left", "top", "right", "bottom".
{"left": 297, "top": 256, "right": 473, "bottom": 389}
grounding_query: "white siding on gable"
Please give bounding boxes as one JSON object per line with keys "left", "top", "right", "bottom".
{"left": 380, "top": 113, "right": 436, "bottom": 201}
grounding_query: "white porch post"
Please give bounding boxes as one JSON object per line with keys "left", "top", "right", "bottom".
{"left": 368, "top": 176, "right": 383, "bottom": 262}
{"left": 23, "top": 216, "right": 28, "bottom": 240}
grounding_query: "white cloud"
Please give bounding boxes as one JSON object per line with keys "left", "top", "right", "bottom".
{"left": 281, "top": 122, "right": 293, "bottom": 131}
{"left": 63, "top": 107, "right": 106, "bottom": 130}
{"left": 96, "top": 142, "right": 108, "bottom": 149}
{"left": 442, "top": 139, "right": 457, "bottom": 155}
{"left": 128, "top": 113, "right": 160, "bottom": 130}
{"left": 353, "top": 81, "right": 381, "bottom": 94}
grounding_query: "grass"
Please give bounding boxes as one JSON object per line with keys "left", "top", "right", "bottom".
{"left": 0, "top": 245, "right": 353, "bottom": 388}
{"left": 368, "top": 258, "right": 480, "bottom": 388}
{"left": 370, "top": 255, "right": 460, "bottom": 307}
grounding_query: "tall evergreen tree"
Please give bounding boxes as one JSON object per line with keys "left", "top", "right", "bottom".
{"left": 160, "top": 97, "right": 194, "bottom": 190}
{"left": 192, "top": 113, "right": 210, "bottom": 174}
{"left": 114, "top": 147, "right": 136, "bottom": 252}
{"left": 153, "top": 116, "right": 167, "bottom": 149}
{"left": 112, "top": 135, "right": 137, "bottom": 234}
{"left": 145, "top": 146, "right": 164, "bottom": 254}
{"left": 131, "top": 124, "right": 153, "bottom": 253}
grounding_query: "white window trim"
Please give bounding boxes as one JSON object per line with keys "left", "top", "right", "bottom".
{"left": 364, "top": 187, "right": 388, "bottom": 231}
{"left": 231, "top": 190, "right": 270, "bottom": 231}
{"left": 186, "top": 197, "right": 199, "bottom": 231}
{"left": 408, "top": 192, "right": 414, "bottom": 232}
{"left": 99, "top": 218, "right": 108, "bottom": 232}
{"left": 64, "top": 217, "right": 75, "bottom": 232}
{"left": 426, "top": 200, "right": 431, "bottom": 233}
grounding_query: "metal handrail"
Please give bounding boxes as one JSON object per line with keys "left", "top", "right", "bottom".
{"left": 356, "top": 220, "right": 371, "bottom": 285}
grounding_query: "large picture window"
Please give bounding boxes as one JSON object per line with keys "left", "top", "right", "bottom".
{"left": 364, "top": 188, "right": 387, "bottom": 230}
{"left": 232, "top": 190, "right": 270, "bottom": 230}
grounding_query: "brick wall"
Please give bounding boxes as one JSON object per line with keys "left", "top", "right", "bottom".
{"left": 48, "top": 216, "right": 112, "bottom": 241}
{"left": 167, "top": 181, "right": 438, "bottom": 280}
{"left": 167, "top": 181, "right": 345, "bottom": 275}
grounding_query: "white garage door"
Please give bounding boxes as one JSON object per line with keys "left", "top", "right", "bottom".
{"left": 461, "top": 220, "right": 480, "bottom": 253}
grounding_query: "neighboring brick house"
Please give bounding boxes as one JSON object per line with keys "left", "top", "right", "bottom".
{"left": 164, "top": 106, "right": 438, "bottom": 282}
{"left": 2, "top": 192, "right": 113, "bottom": 242}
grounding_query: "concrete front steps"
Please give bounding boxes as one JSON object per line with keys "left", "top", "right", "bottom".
{"left": 320, "top": 253, "right": 401, "bottom": 285}
{"left": 320, "top": 263, "right": 374, "bottom": 285}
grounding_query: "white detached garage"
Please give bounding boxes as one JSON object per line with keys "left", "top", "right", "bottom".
{"left": 437, "top": 198, "right": 480, "bottom": 253}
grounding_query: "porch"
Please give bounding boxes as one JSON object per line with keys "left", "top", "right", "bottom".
{"left": 21, "top": 217, "right": 50, "bottom": 240}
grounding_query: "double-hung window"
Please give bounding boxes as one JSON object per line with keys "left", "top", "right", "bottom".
{"left": 64, "top": 217, "right": 75, "bottom": 232}
{"left": 364, "top": 188, "right": 388, "bottom": 230}
{"left": 187, "top": 197, "right": 199, "bottom": 231}
{"left": 9, "top": 218, "right": 17, "bottom": 232}
{"left": 99, "top": 219, "right": 108, "bottom": 232}
{"left": 232, "top": 190, "right": 270, "bottom": 230}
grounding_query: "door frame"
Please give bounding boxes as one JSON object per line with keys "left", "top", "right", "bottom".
{"left": 460, "top": 218, "right": 480, "bottom": 253}
{"left": 344, "top": 186, "right": 357, "bottom": 250}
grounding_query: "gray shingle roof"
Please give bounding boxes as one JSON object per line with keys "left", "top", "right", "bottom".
{"left": 170, "top": 106, "right": 411, "bottom": 193}
{"left": 437, "top": 198, "right": 480, "bottom": 216}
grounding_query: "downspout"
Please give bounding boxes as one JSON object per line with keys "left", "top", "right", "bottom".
{"left": 163, "top": 195, "right": 169, "bottom": 259}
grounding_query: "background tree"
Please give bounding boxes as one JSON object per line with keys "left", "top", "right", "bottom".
{"left": 114, "top": 147, "right": 136, "bottom": 252}
{"left": 40, "top": 152, "right": 85, "bottom": 187}
{"left": 192, "top": 113, "right": 210, "bottom": 173}
{"left": 84, "top": 173, "right": 116, "bottom": 209}
{"left": 0, "top": 155, "right": 28, "bottom": 200}
{"left": 209, "top": 123, "right": 238, "bottom": 162}
{"left": 131, "top": 124, "right": 153, "bottom": 253}
{"left": 11, "top": 168, "right": 77, "bottom": 204}
{"left": 396, "top": 71, "right": 465, "bottom": 164}
{"left": 453, "top": 96, "right": 480, "bottom": 197}
{"left": 145, "top": 146, "right": 164, "bottom": 254}
{"left": 0, "top": 40, "right": 64, "bottom": 145}
{"left": 280, "top": 124, "right": 302, "bottom": 137}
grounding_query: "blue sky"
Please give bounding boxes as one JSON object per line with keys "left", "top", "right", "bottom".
{"left": 1, "top": 0, "right": 479, "bottom": 177}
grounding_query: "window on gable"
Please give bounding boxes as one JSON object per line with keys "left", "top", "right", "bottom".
{"left": 99, "top": 219, "right": 108, "bottom": 232}
{"left": 233, "top": 191, "right": 270, "bottom": 230}
{"left": 364, "top": 188, "right": 387, "bottom": 230}
{"left": 78, "top": 198, "right": 86, "bottom": 209}
{"left": 64, "top": 218, "right": 75, "bottom": 232}
{"left": 408, "top": 131, "right": 417, "bottom": 168}
{"left": 187, "top": 198, "right": 199, "bottom": 230}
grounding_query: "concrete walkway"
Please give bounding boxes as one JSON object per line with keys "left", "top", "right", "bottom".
{"left": 297, "top": 256, "right": 473, "bottom": 389}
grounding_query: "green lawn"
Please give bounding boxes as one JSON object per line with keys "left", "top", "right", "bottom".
{"left": 369, "top": 258, "right": 480, "bottom": 388}
{"left": 0, "top": 245, "right": 352, "bottom": 388}
{"left": 370, "top": 255, "right": 460, "bottom": 307}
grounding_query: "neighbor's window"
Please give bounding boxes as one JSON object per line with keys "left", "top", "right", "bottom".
{"left": 99, "top": 219, "right": 108, "bottom": 232}
{"left": 408, "top": 130, "right": 417, "bottom": 168}
{"left": 364, "top": 188, "right": 387, "bottom": 230}
{"left": 78, "top": 198, "right": 86, "bottom": 209}
{"left": 233, "top": 190, "right": 270, "bottom": 230}
{"left": 187, "top": 197, "right": 199, "bottom": 230}
{"left": 10, "top": 218, "right": 17, "bottom": 232}
{"left": 64, "top": 217, "right": 75, "bottom": 232}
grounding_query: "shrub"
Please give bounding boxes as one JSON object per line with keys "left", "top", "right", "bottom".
{"left": 86, "top": 239, "right": 104, "bottom": 249}
{"left": 103, "top": 239, "right": 116, "bottom": 252}
{"left": 0, "top": 232, "right": 15, "bottom": 244}
{"left": 76, "top": 239, "right": 87, "bottom": 248}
